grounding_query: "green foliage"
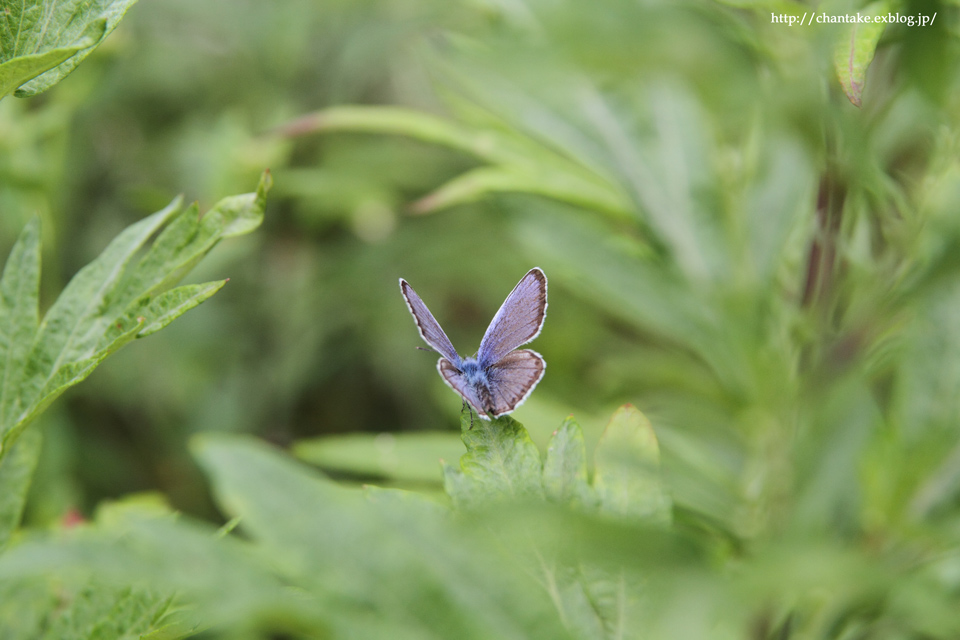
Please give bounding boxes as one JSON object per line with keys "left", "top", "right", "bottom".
{"left": 280, "top": 106, "right": 633, "bottom": 219}
{"left": 293, "top": 430, "right": 463, "bottom": 485}
{"left": 833, "top": 1, "right": 890, "bottom": 108}
{"left": 0, "top": 429, "right": 40, "bottom": 551}
{"left": 1, "top": 0, "right": 960, "bottom": 639}
{"left": 0, "top": 0, "right": 139, "bottom": 99}
{"left": 0, "top": 171, "right": 271, "bottom": 459}
{"left": 0, "top": 166, "right": 270, "bottom": 638}
{"left": 0, "top": 404, "right": 675, "bottom": 639}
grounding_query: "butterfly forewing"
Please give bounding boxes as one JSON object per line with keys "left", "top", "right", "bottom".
{"left": 438, "top": 358, "right": 489, "bottom": 417}
{"left": 477, "top": 268, "right": 547, "bottom": 366}
{"left": 399, "top": 279, "right": 461, "bottom": 364}
{"left": 485, "top": 349, "right": 545, "bottom": 417}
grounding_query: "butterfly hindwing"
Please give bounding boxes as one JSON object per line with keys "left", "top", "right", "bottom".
{"left": 485, "top": 349, "right": 545, "bottom": 417}
{"left": 438, "top": 358, "right": 488, "bottom": 418}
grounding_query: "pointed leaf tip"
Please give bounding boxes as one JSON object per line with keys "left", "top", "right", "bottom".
{"left": 593, "top": 405, "right": 671, "bottom": 523}
{"left": 543, "top": 417, "right": 593, "bottom": 508}
{"left": 833, "top": 1, "right": 889, "bottom": 108}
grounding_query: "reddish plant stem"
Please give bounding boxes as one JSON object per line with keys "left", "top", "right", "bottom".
{"left": 801, "top": 172, "right": 846, "bottom": 309}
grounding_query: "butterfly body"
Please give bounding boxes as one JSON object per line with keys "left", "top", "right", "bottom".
{"left": 400, "top": 268, "right": 547, "bottom": 420}
{"left": 457, "top": 358, "right": 488, "bottom": 388}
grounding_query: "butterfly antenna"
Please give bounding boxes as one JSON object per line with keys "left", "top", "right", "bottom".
{"left": 415, "top": 346, "right": 433, "bottom": 352}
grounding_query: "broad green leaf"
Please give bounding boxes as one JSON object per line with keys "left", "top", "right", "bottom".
{"left": 294, "top": 431, "right": 463, "bottom": 484}
{"left": 362, "top": 485, "right": 451, "bottom": 521}
{"left": 192, "top": 434, "right": 572, "bottom": 640}
{"left": 542, "top": 417, "right": 595, "bottom": 509}
{"left": 0, "top": 0, "right": 140, "bottom": 99}
{"left": 579, "top": 564, "right": 645, "bottom": 640}
{"left": 443, "top": 411, "right": 544, "bottom": 508}
{"left": 0, "top": 516, "right": 302, "bottom": 634}
{"left": 593, "top": 405, "right": 671, "bottom": 524}
{"left": 833, "top": 1, "right": 889, "bottom": 108}
{"left": 191, "top": 434, "right": 363, "bottom": 580}
{"left": 0, "top": 217, "right": 40, "bottom": 432}
{"left": 0, "top": 428, "right": 40, "bottom": 551}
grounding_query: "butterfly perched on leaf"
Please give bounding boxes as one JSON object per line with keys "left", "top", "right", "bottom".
{"left": 399, "top": 268, "right": 547, "bottom": 420}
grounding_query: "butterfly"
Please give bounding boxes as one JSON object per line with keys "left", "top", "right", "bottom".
{"left": 399, "top": 268, "right": 547, "bottom": 421}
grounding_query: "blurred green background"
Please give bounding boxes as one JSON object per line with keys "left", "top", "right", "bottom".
{"left": 4, "top": 0, "right": 960, "bottom": 566}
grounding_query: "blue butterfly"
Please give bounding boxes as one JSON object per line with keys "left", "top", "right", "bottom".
{"left": 400, "top": 268, "right": 547, "bottom": 420}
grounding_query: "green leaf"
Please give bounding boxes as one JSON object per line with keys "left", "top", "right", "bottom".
{"left": 191, "top": 434, "right": 366, "bottom": 579}
{"left": 0, "top": 516, "right": 299, "bottom": 634}
{"left": 281, "top": 106, "right": 633, "bottom": 221}
{"left": 411, "top": 165, "right": 629, "bottom": 219}
{"left": 191, "top": 434, "right": 572, "bottom": 639}
{"left": 443, "top": 411, "right": 544, "bottom": 508}
{"left": 833, "top": 1, "right": 889, "bottom": 108}
{"left": 0, "top": 172, "right": 271, "bottom": 455}
{"left": 113, "top": 170, "right": 271, "bottom": 317}
{"left": 0, "top": 428, "right": 41, "bottom": 551}
{"left": 593, "top": 405, "right": 671, "bottom": 524}
{"left": 0, "top": 217, "right": 40, "bottom": 432}
{"left": 0, "top": 0, "right": 141, "bottom": 99}
{"left": 293, "top": 431, "right": 463, "bottom": 484}
{"left": 134, "top": 281, "right": 227, "bottom": 339}
{"left": 40, "top": 585, "right": 180, "bottom": 640}
{"left": 15, "top": 202, "right": 181, "bottom": 423}
{"left": 542, "top": 417, "right": 595, "bottom": 509}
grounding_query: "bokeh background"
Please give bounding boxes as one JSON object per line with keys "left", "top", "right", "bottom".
{"left": 3, "top": 0, "right": 960, "bottom": 558}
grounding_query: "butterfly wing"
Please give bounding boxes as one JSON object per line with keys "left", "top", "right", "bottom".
{"left": 485, "top": 349, "right": 545, "bottom": 417}
{"left": 438, "top": 358, "right": 488, "bottom": 417}
{"left": 477, "top": 268, "right": 547, "bottom": 366}
{"left": 400, "top": 279, "right": 460, "bottom": 364}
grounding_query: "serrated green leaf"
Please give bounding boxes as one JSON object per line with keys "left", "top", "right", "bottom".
{"left": 10, "top": 321, "right": 144, "bottom": 443}
{"left": 0, "top": 36, "right": 93, "bottom": 100}
{"left": 13, "top": 202, "right": 182, "bottom": 433}
{"left": 593, "top": 405, "right": 671, "bottom": 524}
{"left": 443, "top": 411, "right": 543, "bottom": 508}
{"left": 0, "top": 516, "right": 300, "bottom": 634}
{"left": 833, "top": 1, "right": 889, "bottom": 108}
{"left": 0, "top": 217, "right": 40, "bottom": 432}
{"left": 1, "top": 0, "right": 140, "bottom": 99}
{"left": 543, "top": 417, "right": 595, "bottom": 509}
{"left": 41, "top": 584, "right": 178, "bottom": 640}
{"left": 136, "top": 281, "right": 227, "bottom": 338}
{"left": 0, "top": 173, "right": 270, "bottom": 454}
{"left": 0, "top": 427, "right": 41, "bottom": 551}
{"left": 293, "top": 431, "right": 463, "bottom": 483}
{"left": 111, "top": 171, "right": 271, "bottom": 316}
